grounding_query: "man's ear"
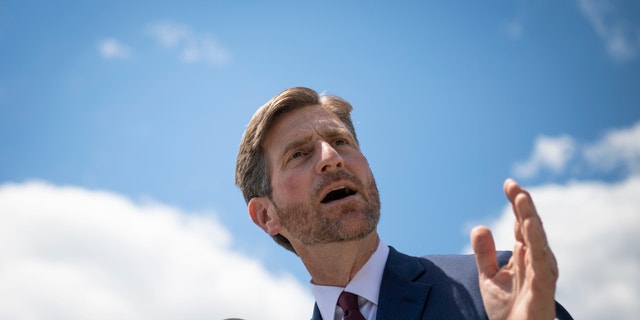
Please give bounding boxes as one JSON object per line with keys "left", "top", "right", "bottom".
{"left": 248, "top": 196, "right": 282, "bottom": 235}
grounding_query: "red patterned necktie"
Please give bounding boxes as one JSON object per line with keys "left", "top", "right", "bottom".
{"left": 338, "top": 291, "right": 365, "bottom": 320}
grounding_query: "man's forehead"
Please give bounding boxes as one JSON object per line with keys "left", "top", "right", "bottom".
{"left": 263, "top": 105, "right": 343, "bottom": 146}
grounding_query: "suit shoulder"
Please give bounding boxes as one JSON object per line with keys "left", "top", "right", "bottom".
{"left": 383, "top": 247, "right": 494, "bottom": 319}
{"left": 422, "top": 251, "right": 512, "bottom": 273}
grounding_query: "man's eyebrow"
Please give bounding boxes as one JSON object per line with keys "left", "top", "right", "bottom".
{"left": 324, "top": 127, "right": 353, "bottom": 139}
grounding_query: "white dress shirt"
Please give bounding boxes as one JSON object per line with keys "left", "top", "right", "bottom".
{"left": 310, "top": 240, "right": 390, "bottom": 320}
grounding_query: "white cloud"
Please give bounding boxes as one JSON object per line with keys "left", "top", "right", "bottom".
{"left": 0, "top": 181, "right": 313, "bottom": 320}
{"left": 514, "top": 121, "right": 640, "bottom": 180}
{"left": 147, "top": 22, "right": 230, "bottom": 66}
{"left": 513, "top": 135, "right": 576, "bottom": 179}
{"left": 577, "top": 0, "right": 640, "bottom": 62}
{"left": 584, "top": 121, "right": 640, "bottom": 174}
{"left": 98, "top": 38, "right": 132, "bottom": 60}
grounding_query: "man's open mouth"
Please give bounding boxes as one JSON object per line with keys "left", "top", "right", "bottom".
{"left": 321, "top": 187, "right": 356, "bottom": 204}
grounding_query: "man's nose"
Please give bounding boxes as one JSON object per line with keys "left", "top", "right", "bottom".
{"left": 316, "top": 141, "right": 344, "bottom": 173}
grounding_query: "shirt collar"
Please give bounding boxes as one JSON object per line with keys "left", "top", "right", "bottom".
{"left": 310, "top": 240, "right": 390, "bottom": 320}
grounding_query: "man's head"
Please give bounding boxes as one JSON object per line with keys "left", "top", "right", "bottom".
{"left": 235, "top": 87, "right": 380, "bottom": 253}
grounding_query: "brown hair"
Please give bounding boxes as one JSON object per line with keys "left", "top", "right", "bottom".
{"left": 235, "top": 87, "right": 358, "bottom": 252}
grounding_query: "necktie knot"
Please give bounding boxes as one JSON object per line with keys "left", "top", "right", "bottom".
{"left": 338, "top": 291, "right": 365, "bottom": 320}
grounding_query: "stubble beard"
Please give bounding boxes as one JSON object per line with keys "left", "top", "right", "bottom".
{"left": 273, "top": 170, "right": 381, "bottom": 246}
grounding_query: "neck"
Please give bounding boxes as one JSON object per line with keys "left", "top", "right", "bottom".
{"left": 294, "top": 232, "right": 380, "bottom": 286}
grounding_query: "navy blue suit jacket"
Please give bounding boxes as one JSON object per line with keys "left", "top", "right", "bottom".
{"left": 312, "top": 246, "right": 572, "bottom": 320}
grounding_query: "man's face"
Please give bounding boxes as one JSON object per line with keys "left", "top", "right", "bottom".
{"left": 262, "top": 105, "right": 380, "bottom": 246}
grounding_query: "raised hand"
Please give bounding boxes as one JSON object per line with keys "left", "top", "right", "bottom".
{"left": 471, "top": 179, "right": 558, "bottom": 320}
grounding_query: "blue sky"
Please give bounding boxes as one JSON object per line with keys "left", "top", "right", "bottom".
{"left": 1, "top": 1, "right": 639, "bottom": 319}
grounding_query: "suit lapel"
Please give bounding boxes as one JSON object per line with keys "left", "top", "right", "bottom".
{"left": 376, "top": 246, "right": 432, "bottom": 319}
{"left": 311, "top": 303, "right": 321, "bottom": 320}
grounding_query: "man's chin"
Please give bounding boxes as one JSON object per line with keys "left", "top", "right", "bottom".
{"left": 319, "top": 223, "right": 377, "bottom": 245}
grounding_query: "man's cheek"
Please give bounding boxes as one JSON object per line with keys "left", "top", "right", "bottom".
{"left": 279, "top": 178, "right": 302, "bottom": 197}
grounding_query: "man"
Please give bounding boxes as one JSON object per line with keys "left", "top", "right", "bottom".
{"left": 235, "top": 87, "right": 572, "bottom": 319}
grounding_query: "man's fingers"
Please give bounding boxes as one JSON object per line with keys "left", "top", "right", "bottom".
{"left": 505, "top": 178, "right": 548, "bottom": 247}
{"left": 506, "top": 178, "right": 540, "bottom": 222}
{"left": 503, "top": 178, "right": 522, "bottom": 204}
{"left": 510, "top": 180, "right": 558, "bottom": 280}
{"left": 516, "top": 192, "right": 549, "bottom": 261}
{"left": 471, "top": 226, "right": 499, "bottom": 280}
{"left": 505, "top": 179, "right": 525, "bottom": 243}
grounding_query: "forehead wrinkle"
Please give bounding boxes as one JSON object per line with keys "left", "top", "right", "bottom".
{"left": 322, "top": 125, "right": 353, "bottom": 141}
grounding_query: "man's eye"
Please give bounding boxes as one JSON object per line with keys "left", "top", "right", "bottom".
{"left": 334, "top": 139, "right": 347, "bottom": 146}
{"left": 291, "top": 151, "right": 303, "bottom": 159}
